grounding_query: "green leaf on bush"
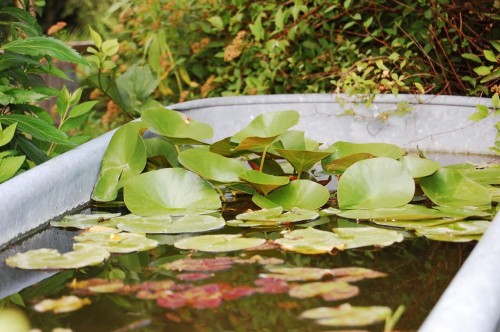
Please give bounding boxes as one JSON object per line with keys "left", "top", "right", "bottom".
{"left": 1, "top": 37, "right": 86, "bottom": 65}
{"left": 461, "top": 53, "right": 481, "bottom": 63}
{"left": 0, "top": 114, "right": 69, "bottom": 144}
{"left": 473, "top": 66, "right": 492, "bottom": 76}
{"left": 0, "top": 155, "right": 25, "bottom": 183}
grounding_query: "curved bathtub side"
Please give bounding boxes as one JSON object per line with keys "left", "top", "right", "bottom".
{"left": 0, "top": 131, "right": 114, "bottom": 248}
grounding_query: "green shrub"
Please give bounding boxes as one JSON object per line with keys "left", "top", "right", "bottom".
{"left": 0, "top": 6, "right": 95, "bottom": 182}
{"left": 84, "top": 0, "right": 498, "bottom": 109}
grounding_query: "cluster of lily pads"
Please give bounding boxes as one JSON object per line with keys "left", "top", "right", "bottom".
{"left": 6, "top": 108, "right": 499, "bottom": 269}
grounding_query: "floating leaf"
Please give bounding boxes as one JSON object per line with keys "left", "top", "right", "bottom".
{"left": 338, "top": 204, "right": 448, "bottom": 221}
{"left": 239, "top": 169, "right": 289, "bottom": 195}
{"left": 261, "top": 266, "right": 386, "bottom": 282}
{"left": 91, "top": 121, "right": 147, "bottom": 202}
{"left": 142, "top": 108, "right": 213, "bottom": 144}
{"left": 289, "top": 281, "right": 359, "bottom": 301}
{"left": 124, "top": 168, "right": 221, "bottom": 216}
{"left": 178, "top": 148, "right": 248, "bottom": 183}
{"left": 420, "top": 168, "right": 492, "bottom": 207}
{"left": 415, "top": 220, "right": 490, "bottom": 242}
{"left": 6, "top": 247, "right": 110, "bottom": 269}
{"left": 0, "top": 308, "right": 30, "bottom": 332}
{"left": 33, "top": 296, "right": 91, "bottom": 313}
{"left": 115, "top": 213, "right": 225, "bottom": 234}
{"left": 73, "top": 231, "right": 158, "bottom": 253}
{"left": 337, "top": 157, "right": 415, "bottom": 209}
{"left": 400, "top": 156, "right": 441, "bottom": 178}
{"left": 231, "top": 110, "right": 300, "bottom": 147}
{"left": 174, "top": 234, "right": 266, "bottom": 252}
{"left": 275, "top": 228, "right": 346, "bottom": 254}
{"left": 300, "top": 304, "right": 392, "bottom": 327}
{"left": 50, "top": 213, "right": 121, "bottom": 229}
{"left": 253, "top": 180, "right": 330, "bottom": 211}
{"left": 372, "top": 218, "right": 463, "bottom": 230}
{"left": 236, "top": 207, "right": 318, "bottom": 224}
{"left": 322, "top": 141, "right": 405, "bottom": 174}
{"left": 333, "top": 227, "right": 404, "bottom": 249}
{"left": 163, "top": 257, "right": 236, "bottom": 272}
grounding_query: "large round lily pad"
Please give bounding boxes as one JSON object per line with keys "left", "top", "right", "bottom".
{"left": 124, "top": 168, "right": 222, "bottom": 216}
{"left": 50, "top": 213, "right": 121, "bottom": 229}
{"left": 337, "top": 157, "right": 415, "bottom": 209}
{"left": 73, "top": 230, "right": 159, "bottom": 253}
{"left": 174, "top": 234, "right": 266, "bottom": 252}
{"left": 6, "top": 247, "right": 110, "bottom": 270}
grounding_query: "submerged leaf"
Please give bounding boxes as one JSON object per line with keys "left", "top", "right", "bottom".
{"left": 289, "top": 281, "right": 359, "bottom": 301}
{"left": 337, "top": 157, "right": 415, "bottom": 209}
{"left": 123, "top": 168, "right": 221, "bottom": 216}
{"left": 33, "top": 295, "right": 91, "bottom": 313}
{"left": 6, "top": 247, "right": 110, "bottom": 269}
{"left": 174, "top": 234, "right": 266, "bottom": 252}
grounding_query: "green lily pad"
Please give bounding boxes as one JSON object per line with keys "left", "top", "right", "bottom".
{"left": 415, "top": 220, "right": 490, "bottom": 242}
{"left": 50, "top": 213, "right": 121, "bottom": 229}
{"left": 231, "top": 110, "right": 300, "bottom": 150}
{"left": 400, "top": 156, "right": 441, "bottom": 178}
{"left": 321, "top": 141, "right": 404, "bottom": 174}
{"left": 300, "top": 304, "right": 392, "bottom": 327}
{"left": 141, "top": 107, "right": 213, "bottom": 144}
{"left": 275, "top": 228, "right": 346, "bottom": 254}
{"left": 5, "top": 247, "right": 110, "bottom": 269}
{"left": 322, "top": 153, "right": 373, "bottom": 175}
{"left": 123, "top": 168, "right": 221, "bottom": 216}
{"left": 178, "top": 148, "right": 248, "bottom": 183}
{"left": 115, "top": 213, "right": 225, "bottom": 234}
{"left": 372, "top": 217, "right": 464, "bottom": 230}
{"left": 144, "top": 137, "right": 181, "bottom": 167}
{"left": 174, "top": 234, "right": 266, "bottom": 252}
{"left": 239, "top": 170, "right": 289, "bottom": 195}
{"left": 91, "top": 121, "right": 147, "bottom": 202}
{"left": 419, "top": 168, "right": 492, "bottom": 207}
{"left": 236, "top": 207, "right": 318, "bottom": 223}
{"left": 289, "top": 281, "right": 359, "bottom": 301}
{"left": 73, "top": 230, "right": 159, "bottom": 253}
{"left": 333, "top": 227, "right": 404, "bottom": 249}
{"left": 273, "top": 148, "right": 332, "bottom": 176}
{"left": 337, "top": 204, "right": 449, "bottom": 221}
{"left": 252, "top": 180, "right": 330, "bottom": 211}
{"left": 462, "top": 165, "right": 500, "bottom": 186}
{"left": 337, "top": 157, "right": 415, "bottom": 209}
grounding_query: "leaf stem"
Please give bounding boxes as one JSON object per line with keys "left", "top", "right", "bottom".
{"left": 259, "top": 145, "right": 269, "bottom": 172}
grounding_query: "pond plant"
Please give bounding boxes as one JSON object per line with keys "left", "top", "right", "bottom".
{"left": 4, "top": 108, "right": 499, "bottom": 331}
